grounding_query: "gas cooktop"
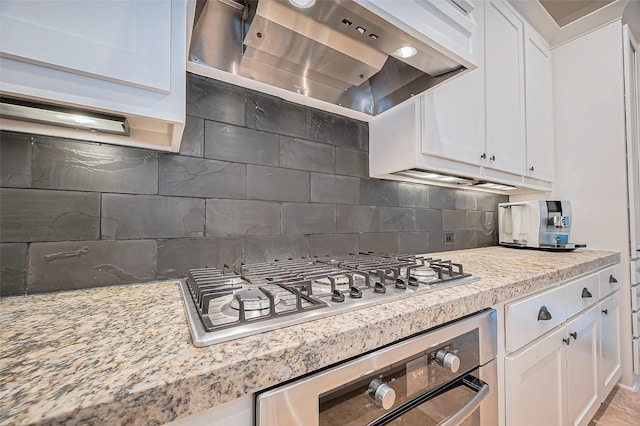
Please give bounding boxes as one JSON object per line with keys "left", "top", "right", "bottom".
{"left": 179, "top": 253, "right": 480, "bottom": 347}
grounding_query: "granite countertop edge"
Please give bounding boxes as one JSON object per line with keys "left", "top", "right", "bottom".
{"left": 0, "top": 247, "right": 621, "bottom": 425}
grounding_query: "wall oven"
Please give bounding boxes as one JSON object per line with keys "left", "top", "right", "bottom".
{"left": 256, "top": 309, "right": 497, "bottom": 426}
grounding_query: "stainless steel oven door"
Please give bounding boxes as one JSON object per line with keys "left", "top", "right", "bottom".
{"left": 256, "top": 310, "right": 497, "bottom": 426}
{"left": 365, "top": 360, "right": 497, "bottom": 426}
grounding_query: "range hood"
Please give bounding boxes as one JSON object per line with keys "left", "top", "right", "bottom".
{"left": 189, "top": 0, "right": 475, "bottom": 116}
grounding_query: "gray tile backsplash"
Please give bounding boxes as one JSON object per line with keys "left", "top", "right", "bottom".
{"left": 0, "top": 73, "right": 506, "bottom": 296}
{"left": 179, "top": 116, "right": 205, "bottom": 157}
{"left": 31, "top": 138, "right": 158, "bottom": 194}
{"left": 0, "top": 133, "right": 32, "bottom": 188}
{"left": 101, "top": 194, "right": 205, "bottom": 240}
{"left": 156, "top": 237, "right": 244, "bottom": 279}
{"left": 310, "top": 173, "right": 360, "bottom": 205}
{"left": 204, "top": 121, "right": 280, "bottom": 166}
{"left": 279, "top": 137, "right": 335, "bottom": 173}
{"left": 0, "top": 243, "right": 27, "bottom": 296}
{"left": 27, "top": 240, "right": 157, "bottom": 293}
{"left": 158, "top": 155, "right": 245, "bottom": 198}
{"left": 0, "top": 188, "right": 100, "bottom": 243}
{"left": 246, "top": 164, "right": 310, "bottom": 202}
{"left": 206, "top": 199, "right": 280, "bottom": 236}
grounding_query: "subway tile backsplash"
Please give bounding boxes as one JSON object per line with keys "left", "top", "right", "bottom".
{"left": 0, "top": 73, "right": 507, "bottom": 296}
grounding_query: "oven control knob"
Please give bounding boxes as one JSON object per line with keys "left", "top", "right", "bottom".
{"left": 368, "top": 379, "right": 396, "bottom": 410}
{"left": 436, "top": 350, "right": 460, "bottom": 373}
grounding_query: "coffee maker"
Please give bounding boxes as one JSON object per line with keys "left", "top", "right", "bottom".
{"left": 498, "top": 200, "right": 586, "bottom": 250}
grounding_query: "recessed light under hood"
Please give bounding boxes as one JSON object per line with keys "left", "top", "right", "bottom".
{"left": 189, "top": 0, "right": 471, "bottom": 116}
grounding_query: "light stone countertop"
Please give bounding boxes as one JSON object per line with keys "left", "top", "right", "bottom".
{"left": 0, "top": 247, "right": 620, "bottom": 425}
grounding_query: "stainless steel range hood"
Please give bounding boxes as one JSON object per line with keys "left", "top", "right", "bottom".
{"left": 189, "top": 0, "right": 474, "bottom": 116}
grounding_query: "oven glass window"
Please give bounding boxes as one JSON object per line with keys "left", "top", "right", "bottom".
{"left": 319, "top": 366, "right": 481, "bottom": 425}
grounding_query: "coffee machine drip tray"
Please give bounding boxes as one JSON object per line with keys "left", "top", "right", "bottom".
{"left": 500, "top": 242, "right": 587, "bottom": 251}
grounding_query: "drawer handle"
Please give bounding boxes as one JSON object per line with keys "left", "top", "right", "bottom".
{"left": 563, "top": 337, "right": 571, "bottom": 346}
{"left": 537, "top": 306, "right": 552, "bottom": 321}
{"left": 602, "top": 309, "right": 609, "bottom": 315}
{"left": 570, "top": 332, "right": 577, "bottom": 340}
{"left": 581, "top": 288, "right": 593, "bottom": 298}
{"left": 609, "top": 275, "right": 618, "bottom": 283}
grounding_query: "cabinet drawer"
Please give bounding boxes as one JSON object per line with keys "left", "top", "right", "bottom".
{"left": 634, "top": 312, "right": 640, "bottom": 338}
{"left": 634, "top": 337, "right": 640, "bottom": 375}
{"left": 505, "top": 285, "right": 566, "bottom": 352}
{"left": 631, "top": 260, "right": 640, "bottom": 286}
{"left": 565, "top": 273, "right": 598, "bottom": 318}
{"left": 599, "top": 264, "right": 622, "bottom": 298}
{"left": 633, "top": 284, "right": 640, "bottom": 312}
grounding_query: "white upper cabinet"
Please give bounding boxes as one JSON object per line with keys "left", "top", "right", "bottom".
{"left": 421, "top": 1, "right": 485, "bottom": 167}
{"left": 484, "top": 0, "right": 526, "bottom": 176}
{"left": 623, "top": 25, "right": 640, "bottom": 258}
{"left": 0, "top": 0, "right": 188, "bottom": 152}
{"left": 369, "top": 0, "right": 554, "bottom": 194}
{"left": 524, "top": 26, "right": 555, "bottom": 182}
{"left": 0, "top": 1, "right": 171, "bottom": 93}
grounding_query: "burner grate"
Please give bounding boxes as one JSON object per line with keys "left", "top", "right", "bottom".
{"left": 186, "top": 268, "right": 327, "bottom": 332}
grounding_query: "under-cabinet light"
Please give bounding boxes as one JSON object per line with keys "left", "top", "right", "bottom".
{"left": 0, "top": 97, "right": 130, "bottom": 136}
{"left": 474, "top": 182, "right": 517, "bottom": 191}
{"left": 395, "top": 169, "right": 476, "bottom": 185}
{"left": 393, "top": 169, "right": 519, "bottom": 191}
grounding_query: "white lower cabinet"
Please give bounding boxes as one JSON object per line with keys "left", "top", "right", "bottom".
{"left": 505, "top": 326, "right": 566, "bottom": 425}
{"left": 503, "top": 265, "right": 621, "bottom": 425}
{"left": 598, "top": 291, "right": 621, "bottom": 401}
{"left": 505, "top": 306, "right": 598, "bottom": 426}
{"left": 565, "top": 306, "right": 599, "bottom": 426}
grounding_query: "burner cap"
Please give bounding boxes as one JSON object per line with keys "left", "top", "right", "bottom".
{"left": 229, "top": 288, "right": 280, "bottom": 311}
{"left": 411, "top": 266, "right": 437, "bottom": 278}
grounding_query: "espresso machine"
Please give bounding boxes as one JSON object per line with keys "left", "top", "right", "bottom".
{"left": 498, "top": 200, "right": 586, "bottom": 250}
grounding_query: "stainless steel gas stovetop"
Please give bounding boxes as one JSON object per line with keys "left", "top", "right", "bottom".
{"left": 179, "top": 252, "right": 479, "bottom": 347}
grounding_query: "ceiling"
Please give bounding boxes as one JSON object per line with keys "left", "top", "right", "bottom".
{"left": 538, "top": 0, "right": 616, "bottom": 26}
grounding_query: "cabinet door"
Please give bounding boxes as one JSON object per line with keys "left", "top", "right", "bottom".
{"left": 421, "top": 1, "right": 485, "bottom": 167}
{"left": 0, "top": 1, "right": 171, "bottom": 92}
{"left": 623, "top": 25, "right": 640, "bottom": 257}
{"left": 484, "top": 0, "right": 525, "bottom": 175}
{"left": 524, "top": 27, "right": 555, "bottom": 182}
{"left": 505, "top": 327, "right": 565, "bottom": 426}
{"left": 599, "top": 291, "right": 621, "bottom": 402}
{"left": 565, "top": 306, "right": 599, "bottom": 426}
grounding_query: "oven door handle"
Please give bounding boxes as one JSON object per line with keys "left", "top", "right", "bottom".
{"left": 438, "top": 379, "right": 490, "bottom": 426}
{"left": 367, "top": 373, "right": 490, "bottom": 426}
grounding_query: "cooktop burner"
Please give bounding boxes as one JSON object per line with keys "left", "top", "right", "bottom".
{"left": 179, "top": 253, "right": 479, "bottom": 347}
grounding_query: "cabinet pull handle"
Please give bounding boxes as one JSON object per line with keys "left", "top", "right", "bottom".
{"left": 537, "top": 306, "right": 552, "bottom": 321}
{"left": 481, "top": 152, "right": 487, "bottom": 159}
{"left": 529, "top": 166, "right": 535, "bottom": 172}
{"left": 489, "top": 155, "right": 496, "bottom": 161}
{"left": 602, "top": 309, "right": 609, "bottom": 315}
{"left": 609, "top": 275, "right": 618, "bottom": 283}
{"left": 581, "top": 288, "right": 593, "bottom": 298}
{"left": 563, "top": 337, "right": 571, "bottom": 346}
{"left": 570, "top": 332, "right": 577, "bottom": 340}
